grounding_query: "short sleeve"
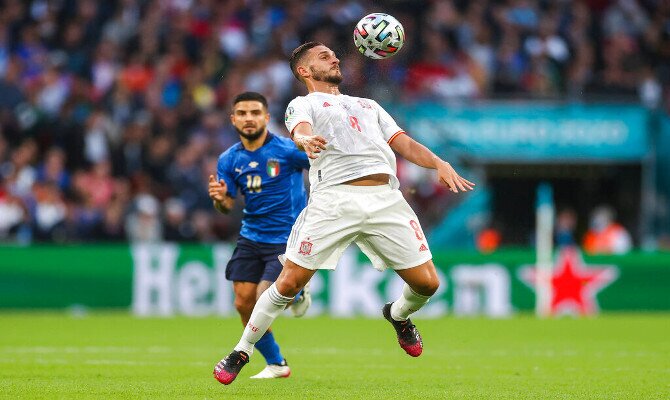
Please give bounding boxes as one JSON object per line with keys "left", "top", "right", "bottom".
{"left": 373, "top": 100, "right": 405, "bottom": 143}
{"left": 216, "top": 153, "right": 238, "bottom": 198}
{"left": 285, "top": 97, "right": 313, "bottom": 135}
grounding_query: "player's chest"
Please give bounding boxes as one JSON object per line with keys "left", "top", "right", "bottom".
{"left": 233, "top": 155, "right": 285, "bottom": 193}
{"left": 317, "top": 98, "right": 376, "bottom": 124}
{"left": 315, "top": 99, "right": 377, "bottom": 136}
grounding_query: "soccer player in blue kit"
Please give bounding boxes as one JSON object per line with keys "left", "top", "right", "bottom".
{"left": 208, "top": 92, "right": 311, "bottom": 380}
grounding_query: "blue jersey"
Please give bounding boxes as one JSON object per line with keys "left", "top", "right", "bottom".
{"left": 217, "top": 133, "right": 310, "bottom": 244}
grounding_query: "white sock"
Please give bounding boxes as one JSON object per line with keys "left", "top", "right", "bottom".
{"left": 390, "top": 284, "right": 431, "bottom": 321}
{"left": 234, "top": 283, "right": 293, "bottom": 355}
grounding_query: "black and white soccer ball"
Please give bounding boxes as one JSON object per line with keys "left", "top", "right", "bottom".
{"left": 353, "top": 13, "right": 405, "bottom": 60}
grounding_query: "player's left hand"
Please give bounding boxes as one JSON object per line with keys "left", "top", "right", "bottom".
{"left": 437, "top": 162, "right": 475, "bottom": 193}
{"left": 295, "top": 134, "right": 328, "bottom": 159}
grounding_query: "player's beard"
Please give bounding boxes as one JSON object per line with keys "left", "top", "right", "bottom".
{"left": 235, "top": 126, "right": 265, "bottom": 142}
{"left": 310, "top": 66, "right": 343, "bottom": 84}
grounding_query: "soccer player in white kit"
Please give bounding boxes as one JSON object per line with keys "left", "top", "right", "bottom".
{"left": 214, "top": 42, "right": 475, "bottom": 385}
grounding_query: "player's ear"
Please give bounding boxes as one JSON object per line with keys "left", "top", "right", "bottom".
{"left": 296, "top": 64, "right": 310, "bottom": 80}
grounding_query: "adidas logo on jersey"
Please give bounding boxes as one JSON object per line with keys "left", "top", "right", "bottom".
{"left": 323, "top": 102, "right": 332, "bottom": 107}
{"left": 419, "top": 243, "right": 428, "bottom": 252}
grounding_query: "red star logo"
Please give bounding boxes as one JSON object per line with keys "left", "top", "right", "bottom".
{"left": 519, "top": 248, "right": 619, "bottom": 316}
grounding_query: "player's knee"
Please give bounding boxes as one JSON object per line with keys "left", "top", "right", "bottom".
{"left": 275, "top": 277, "right": 303, "bottom": 297}
{"left": 426, "top": 279, "right": 440, "bottom": 295}
{"left": 413, "top": 279, "right": 439, "bottom": 297}
{"left": 234, "top": 297, "right": 254, "bottom": 315}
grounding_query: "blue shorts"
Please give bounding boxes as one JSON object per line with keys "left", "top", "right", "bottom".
{"left": 225, "top": 236, "right": 286, "bottom": 283}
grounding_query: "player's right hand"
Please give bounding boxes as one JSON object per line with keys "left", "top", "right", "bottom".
{"left": 208, "top": 175, "right": 228, "bottom": 202}
{"left": 296, "top": 134, "right": 328, "bottom": 159}
{"left": 436, "top": 162, "right": 476, "bottom": 193}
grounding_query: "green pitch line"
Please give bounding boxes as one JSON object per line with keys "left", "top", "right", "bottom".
{"left": 1, "top": 313, "right": 668, "bottom": 399}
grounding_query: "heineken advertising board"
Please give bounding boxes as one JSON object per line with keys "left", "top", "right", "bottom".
{"left": 0, "top": 244, "right": 668, "bottom": 316}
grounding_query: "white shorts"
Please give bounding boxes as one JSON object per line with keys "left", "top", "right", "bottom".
{"left": 284, "top": 183, "right": 433, "bottom": 271}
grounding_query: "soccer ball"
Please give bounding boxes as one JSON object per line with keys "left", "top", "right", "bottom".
{"left": 353, "top": 13, "right": 405, "bottom": 60}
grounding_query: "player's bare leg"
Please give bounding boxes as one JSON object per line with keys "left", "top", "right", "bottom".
{"left": 274, "top": 259, "right": 315, "bottom": 297}
{"left": 277, "top": 255, "right": 312, "bottom": 318}
{"left": 383, "top": 260, "right": 439, "bottom": 357}
{"left": 233, "top": 282, "right": 257, "bottom": 325}
{"left": 214, "top": 260, "right": 315, "bottom": 385}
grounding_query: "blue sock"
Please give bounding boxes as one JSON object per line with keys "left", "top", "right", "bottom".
{"left": 293, "top": 289, "right": 303, "bottom": 303}
{"left": 254, "top": 331, "right": 284, "bottom": 365}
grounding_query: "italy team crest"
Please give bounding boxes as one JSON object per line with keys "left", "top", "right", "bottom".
{"left": 267, "top": 159, "right": 280, "bottom": 177}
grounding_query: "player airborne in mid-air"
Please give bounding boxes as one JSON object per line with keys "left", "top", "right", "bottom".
{"left": 209, "top": 92, "right": 311, "bottom": 380}
{"left": 214, "top": 43, "right": 475, "bottom": 385}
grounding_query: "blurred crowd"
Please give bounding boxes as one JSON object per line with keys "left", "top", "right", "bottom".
{"left": 0, "top": 0, "right": 668, "bottom": 244}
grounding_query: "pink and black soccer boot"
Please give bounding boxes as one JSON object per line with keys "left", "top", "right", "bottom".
{"left": 213, "top": 350, "right": 249, "bottom": 385}
{"left": 382, "top": 302, "right": 423, "bottom": 357}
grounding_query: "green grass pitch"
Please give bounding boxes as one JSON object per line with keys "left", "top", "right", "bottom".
{"left": 1, "top": 313, "right": 668, "bottom": 399}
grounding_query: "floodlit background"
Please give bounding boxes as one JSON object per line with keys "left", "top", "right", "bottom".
{"left": 1, "top": 1, "right": 669, "bottom": 399}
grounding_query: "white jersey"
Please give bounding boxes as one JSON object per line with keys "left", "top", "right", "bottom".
{"left": 284, "top": 92, "right": 405, "bottom": 193}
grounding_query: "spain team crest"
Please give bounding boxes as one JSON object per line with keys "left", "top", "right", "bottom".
{"left": 267, "top": 159, "right": 280, "bottom": 178}
{"left": 299, "top": 240, "right": 312, "bottom": 255}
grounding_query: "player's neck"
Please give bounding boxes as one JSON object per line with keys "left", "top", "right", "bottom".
{"left": 307, "top": 81, "right": 341, "bottom": 95}
{"left": 240, "top": 131, "right": 268, "bottom": 151}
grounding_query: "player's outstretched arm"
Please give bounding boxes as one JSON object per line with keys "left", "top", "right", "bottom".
{"left": 291, "top": 122, "right": 328, "bottom": 159}
{"left": 208, "top": 175, "right": 234, "bottom": 213}
{"left": 389, "top": 134, "right": 475, "bottom": 193}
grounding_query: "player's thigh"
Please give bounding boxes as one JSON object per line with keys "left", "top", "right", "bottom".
{"left": 285, "top": 189, "right": 361, "bottom": 270}
{"left": 356, "top": 190, "right": 432, "bottom": 270}
{"left": 225, "top": 238, "right": 265, "bottom": 283}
